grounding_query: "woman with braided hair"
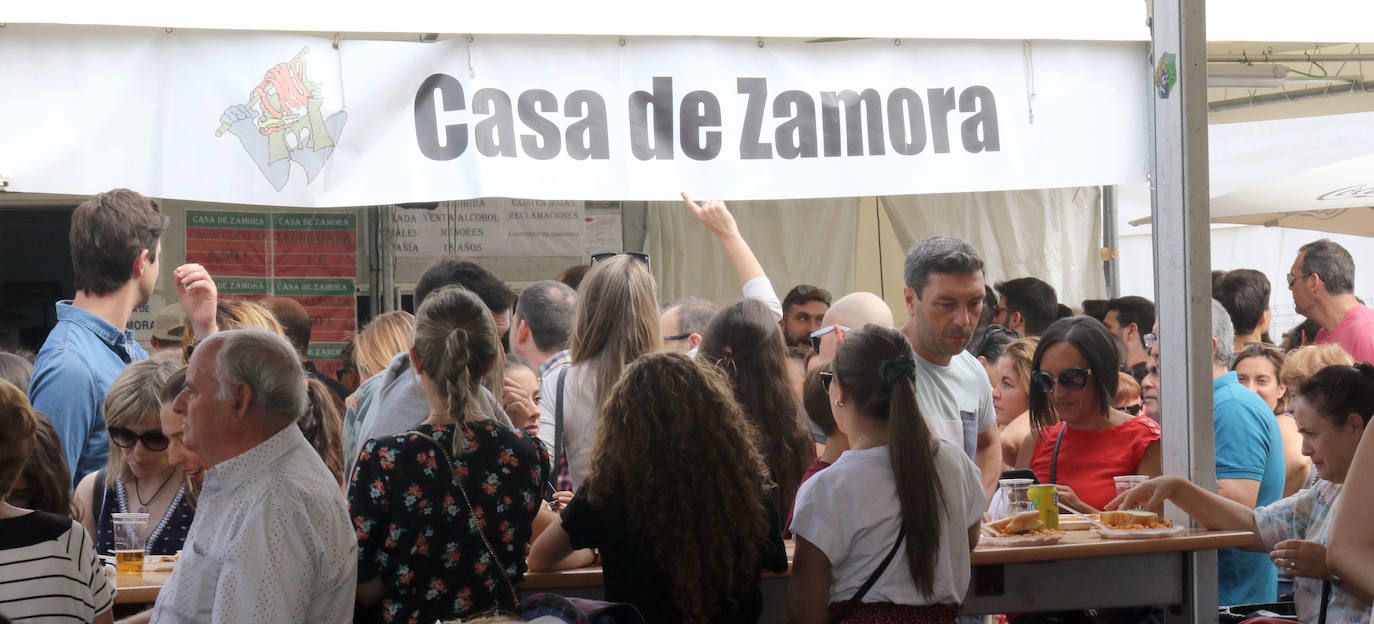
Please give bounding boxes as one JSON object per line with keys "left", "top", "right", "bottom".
{"left": 788, "top": 325, "right": 985, "bottom": 623}
{"left": 349, "top": 286, "right": 548, "bottom": 623}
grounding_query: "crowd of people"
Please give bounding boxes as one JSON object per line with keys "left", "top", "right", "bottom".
{"left": 1, "top": 187, "right": 1373, "bottom": 624}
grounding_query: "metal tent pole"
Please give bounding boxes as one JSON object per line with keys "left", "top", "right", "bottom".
{"left": 1103, "top": 185, "right": 1121, "bottom": 299}
{"left": 1151, "top": 0, "right": 1219, "bottom": 622}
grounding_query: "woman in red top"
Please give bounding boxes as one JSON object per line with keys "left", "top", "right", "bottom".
{"left": 1014, "top": 316, "right": 1161, "bottom": 512}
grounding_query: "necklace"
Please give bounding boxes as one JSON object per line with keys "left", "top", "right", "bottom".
{"left": 133, "top": 471, "right": 177, "bottom": 514}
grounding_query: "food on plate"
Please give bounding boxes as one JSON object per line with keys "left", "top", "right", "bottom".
{"left": 1099, "top": 510, "right": 1173, "bottom": 529}
{"left": 986, "top": 510, "right": 1062, "bottom": 536}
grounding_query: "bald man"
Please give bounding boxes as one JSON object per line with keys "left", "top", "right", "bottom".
{"left": 812, "top": 292, "right": 895, "bottom": 364}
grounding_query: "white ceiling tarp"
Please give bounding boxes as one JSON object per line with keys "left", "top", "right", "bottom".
{"left": 1206, "top": 154, "right": 1374, "bottom": 236}
{"left": 0, "top": 0, "right": 1149, "bottom": 40}
{"left": 1206, "top": 0, "right": 1374, "bottom": 44}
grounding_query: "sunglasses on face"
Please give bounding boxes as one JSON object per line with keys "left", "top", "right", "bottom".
{"left": 1286, "top": 272, "right": 1313, "bottom": 288}
{"left": 590, "top": 251, "right": 651, "bottom": 269}
{"left": 662, "top": 332, "right": 691, "bottom": 342}
{"left": 107, "top": 426, "right": 170, "bottom": 452}
{"left": 1118, "top": 403, "right": 1143, "bottom": 416}
{"left": 1143, "top": 333, "right": 1158, "bottom": 352}
{"left": 819, "top": 371, "right": 835, "bottom": 393}
{"left": 1031, "top": 367, "right": 1094, "bottom": 393}
{"left": 810, "top": 325, "right": 851, "bottom": 353}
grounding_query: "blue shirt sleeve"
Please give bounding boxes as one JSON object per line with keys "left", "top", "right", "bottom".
{"left": 29, "top": 348, "right": 102, "bottom": 478}
{"left": 1213, "top": 392, "right": 1270, "bottom": 481}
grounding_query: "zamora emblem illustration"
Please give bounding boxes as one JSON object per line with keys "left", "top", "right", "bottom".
{"left": 217, "top": 48, "right": 347, "bottom": 191}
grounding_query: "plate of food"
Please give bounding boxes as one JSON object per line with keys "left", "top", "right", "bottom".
{"left": 981, "top": 510, "right": 1065, "bottom": 546}
{"left": 1059, "top": 513, "right": 1098, "bottom": 531}
{"left": 144, "top": 553, "right": 180, "bottom": 571}
{"left": 1093, "top": 510, "right": 1185, "bottom": 539}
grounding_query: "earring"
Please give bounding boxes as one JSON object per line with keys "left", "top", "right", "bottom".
{"left": 834, "top": 399, "right": 847, "bottom": 407}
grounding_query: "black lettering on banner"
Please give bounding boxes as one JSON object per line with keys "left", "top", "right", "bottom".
{"left": 773, "top": 90, "right": 817, "bottom": 160}
{"left": 886, "top": 88, "right": 927, "bottom": 155}
{"left": 628, "top": 77, "right": 674, "bottom": 160}
{"left": 927, "top": 87, "right": 958, "bottom": 154}
{"left": 566, "top": 90, "right": 610, "bottom": 160}
{"left": 679, "top": 90, "right": 722, "bottom": 160}
{"left": 518, "top": 90, "right": 561, "bottom": 160}
{"left": 821, "top": 89, "right": 884, "bottom": 157}
{"left": 737, "top": 78, "right": 772, "bottom": 159}
{"left": 959, "top": 86, "right": 1000, "bottom": 153}
{"left": 473, "top": 88, "right": 516, "bottom": 157}
{"left": 414, "top": 74, "right": 467, "bottom": 161}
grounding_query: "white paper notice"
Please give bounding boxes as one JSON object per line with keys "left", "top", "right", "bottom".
{"left": 391, "top": 199, "right": 585, "bottom": 257}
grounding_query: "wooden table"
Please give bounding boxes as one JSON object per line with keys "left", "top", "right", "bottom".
{"left": 116, "top": 529, "right": 1256, "bottom": 619}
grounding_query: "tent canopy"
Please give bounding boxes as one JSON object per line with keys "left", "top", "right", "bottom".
{"left": 1204, "top": 154, "right": 1374, "bottom": 236}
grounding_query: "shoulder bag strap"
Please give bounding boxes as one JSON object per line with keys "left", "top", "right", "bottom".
{"left": 91, "top": 469, "right": 106, "bottom": 523}
{"left": 408, "top": 430, "right": 522, "bottom": 610}
{"left": 554, "top": 368, "right": 569, "bottom": 486}
{"left": 831, "top": 529, "right": 906, "bottom": 623}
{"left": 1318, "top": 580, "right": 1331, "bottom": 624}
{"left": 1049, "top": 425, "right": 1067, "bottom": 485}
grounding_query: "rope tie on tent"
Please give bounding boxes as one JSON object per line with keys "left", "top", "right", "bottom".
{"left": 467, "top": 35, "right": 477, "bottom": 79}
{"left": 1022, "top": 40, "right": 1037, "bottom": 124}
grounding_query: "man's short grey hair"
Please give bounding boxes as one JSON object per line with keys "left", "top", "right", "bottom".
{"left": 1211, "top": 299, "right": 1235, "bottom": 367}
{"left": 514, "top": 280, "right": 577, "bottom": 353}
{"left": 1299, "top": 239, "right": 1356, "bottom": 295}
{"left": 903, "top": 236, "right": 985, "bottom": 299}
{"left": 203, "top": 328, "right": 308, "bottom": 424}
{"left": 672, "top": 297, "right": 716, "bottom": 336}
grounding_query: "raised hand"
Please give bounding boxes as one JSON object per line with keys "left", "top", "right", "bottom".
{"left": 174, "top": 264, "right": 219, "bottom": 340}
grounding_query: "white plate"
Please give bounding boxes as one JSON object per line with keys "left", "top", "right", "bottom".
{"left": 981, "top": 534, "right": 1064, "bottom": 547}
{"left": 1094, "top": 526, "right": 1186, "bottom": 539}
{"left": 1058, "top": 514, "right": 1095, "bottom": 531}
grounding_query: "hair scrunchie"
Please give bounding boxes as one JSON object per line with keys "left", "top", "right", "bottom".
{"left": 879, "top": 355, "right": 917, "bottom": 388}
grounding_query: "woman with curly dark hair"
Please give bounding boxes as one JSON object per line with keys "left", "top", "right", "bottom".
{"left": 529, "top": 352, "right": 788, "bottom": 623}
{"left": 699, "top": 297, "right": 817, "bottom": 521}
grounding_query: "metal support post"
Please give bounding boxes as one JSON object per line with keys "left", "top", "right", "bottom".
{"left": 1150, "top": 0, "right": 1218, "bottom": 621}
{"left": 1103, "top": 185, "right": 1121, "bottom": 298}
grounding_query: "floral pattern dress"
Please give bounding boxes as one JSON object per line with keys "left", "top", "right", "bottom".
{"left": 349, "top": 420, "right": 548, "bottom": 624}
{"left": 1255, "top": 480, "right": 1371, "bottom": 624}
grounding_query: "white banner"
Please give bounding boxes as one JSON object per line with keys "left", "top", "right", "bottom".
{"left": 0, "top": 25, "right": 1149, "bottom": 207}
{"left": 390, "top": 199, "right": 584, "bottom": 257}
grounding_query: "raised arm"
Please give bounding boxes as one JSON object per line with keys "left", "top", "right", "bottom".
{"left": 680, "top": 192, "right": 783, "bottom": 320}
{"left": 174, "top": 263, "right": 219, "bottom": 340}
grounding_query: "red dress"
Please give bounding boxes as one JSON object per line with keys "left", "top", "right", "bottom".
{"left": 1029, "top": 415, "right": 1161, "bottom": 510}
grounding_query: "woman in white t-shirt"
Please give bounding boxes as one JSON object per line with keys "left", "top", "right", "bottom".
{"left": 789, "top": 325, "right": 986, "bottom": 624}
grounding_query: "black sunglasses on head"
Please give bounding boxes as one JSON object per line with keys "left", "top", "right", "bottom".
{"left": 1031, "top": 367, "right": 1094, "bottom": 394}
{"left": 107, "top": 426, "right": 170, "bottom": 452}
{"left": 590, "top": 252, "right": 650, "bottom": 269}
{"left": 973, "top": 325, "right": 1017, "bottom": 357}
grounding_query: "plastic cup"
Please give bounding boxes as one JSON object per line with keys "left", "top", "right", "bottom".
{"left": 112, "top": 512, "right": 149, "bottom": 575}
{"left": 1114, "top": 475, "right": 1150, "bottom": 497}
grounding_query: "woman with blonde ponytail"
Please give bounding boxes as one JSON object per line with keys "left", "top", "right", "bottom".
{"left": 349, "top": 286, "right": 549, "bottom": 623}
{"left": 788, "top": 325, "right": 985, "bottom": 624}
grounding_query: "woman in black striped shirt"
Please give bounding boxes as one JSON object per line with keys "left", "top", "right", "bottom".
{"left": 0, "top": 379, "right": 114, "bottom": 624}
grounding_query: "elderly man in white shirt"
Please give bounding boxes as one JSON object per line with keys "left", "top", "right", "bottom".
{"left": 119, "top": 329, "right": 356, "bottom": 624}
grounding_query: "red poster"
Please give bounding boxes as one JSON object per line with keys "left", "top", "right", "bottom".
{"left": 185, "top": 212, "right": 270, "bottom": 277}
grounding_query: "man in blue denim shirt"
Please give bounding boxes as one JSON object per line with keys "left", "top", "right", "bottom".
{"left": 29, "top": 189, "right": 219, "bottom": 486}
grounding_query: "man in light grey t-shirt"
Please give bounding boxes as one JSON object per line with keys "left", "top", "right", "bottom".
{"left": 900, "top": 236, "right": 1002, "bottom": 503}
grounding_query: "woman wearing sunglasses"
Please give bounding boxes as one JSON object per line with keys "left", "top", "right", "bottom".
{"left": 1014, "top": 316, "right": 1162, "bottom": 513}
{"left": 75, "top": 357, "right": 196, "bottom": 556}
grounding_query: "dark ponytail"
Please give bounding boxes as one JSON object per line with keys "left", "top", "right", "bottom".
{"left": 833, "top": 325, "right": 942, "bottom": 595}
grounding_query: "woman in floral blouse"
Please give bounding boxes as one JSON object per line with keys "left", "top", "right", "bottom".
{"left": 349, "top": 286, "right": 548, "bottom": 623}
{"left": 1112, "top": 363, "right": 1374, "bottom": 623}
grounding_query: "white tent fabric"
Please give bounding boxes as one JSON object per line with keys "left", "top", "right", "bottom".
{"left": 881, "top": 188, "right": 1106, "bottom": 306}
{"left": 1206, "top": 154, "right": 1374, "bottom": 235}
{"left": 645, "top": 198, "right": 860, "bottom": 307}
{"left": 0, "top": 1, "right": 1147, "bottom": 40}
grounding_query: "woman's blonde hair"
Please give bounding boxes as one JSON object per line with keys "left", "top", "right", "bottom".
{"left": 569, "top": 255, "right": 661, "bottom": 410}
{"left": 588, "top": 353, "right": 770, "bottom": 624}
{"left": 103, "top": 358, "right": 185, "bottom": 487}
{"left": 355, "top": 311, "right": 416, "bottom": 379}
{"left": 1281, "top": 343, "right": 1355, "bottom": 392}
{"left": 1002, "top": 337, "right": 1039, "bottom": 395}
{"left": 181, "top": 299, "right": 287, "bottom": 361}
{"left": 412, "top": 286, "right": 504, "bottom": 437}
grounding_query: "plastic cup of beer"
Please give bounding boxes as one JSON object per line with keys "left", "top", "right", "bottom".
{"left": 112, "top": 512, "right": 149, "bottom": 575}
{"left": 1114, "top": 475, "right": 1150, "bottom": 497}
